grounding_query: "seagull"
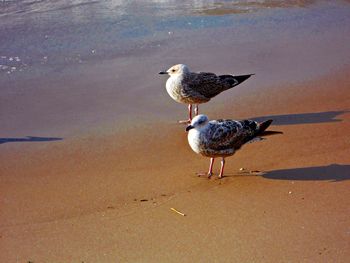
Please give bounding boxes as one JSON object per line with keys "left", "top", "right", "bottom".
{"left": 186, "top": 114, "right": 273, "bottom": 178}
{"left": 159, "top": 64, "right": 253, "bottom": 123}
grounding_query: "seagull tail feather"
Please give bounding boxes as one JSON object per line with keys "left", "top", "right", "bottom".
{"left": 219, "top": 74, "right": 254, "bottom": 89}
{"left": 257, "top": 119, "right": 273, "bottom": 135}
{"left": 232, "top": 74, "right": 254, "bottom": 86}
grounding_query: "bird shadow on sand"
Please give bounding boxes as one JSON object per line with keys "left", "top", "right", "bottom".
{"left": 0, "top": 136, "right": 63, "bottom": 145}
{"left": 260, "top": 164, "right": 350, "bottom": 182}
{"left": 250, "top": 110, "right": 349, "bottom": 126}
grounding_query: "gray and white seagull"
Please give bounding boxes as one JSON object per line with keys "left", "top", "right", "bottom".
{"left": 159, "top": 64, "right": 253, "bottom": 123}
{"left": 186, "top": 114, "right": 273, "bottom": 178}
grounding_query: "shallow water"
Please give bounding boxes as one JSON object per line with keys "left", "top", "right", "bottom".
{"left": 1, "top": 0, "right": 350, "bottom": 137}
{"left": 0, "top": 0, "right": 342, "bottom": 75}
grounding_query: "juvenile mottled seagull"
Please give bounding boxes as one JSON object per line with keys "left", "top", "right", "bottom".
{"left": 186, "top": 114, "right": 273, "bottom": 178}
{"left": 159, "top": 64, "right": 253, "bottom": 123}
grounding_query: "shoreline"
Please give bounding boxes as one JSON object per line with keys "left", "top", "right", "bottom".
{"left": 2, "top": 1, "right": 350, "bottom": 139}
{"left": 1, "top": 66, "right": 349, "bottom": 262}
{"left": 1, "top": 1, "right": 350, "bottom": 261}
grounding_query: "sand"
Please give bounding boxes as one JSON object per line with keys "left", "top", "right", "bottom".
{"left": 1, "top": 64, "right": 349, "bottom": 262}
{"left": 1, "top": 1, "right": 350, "bottom": 261}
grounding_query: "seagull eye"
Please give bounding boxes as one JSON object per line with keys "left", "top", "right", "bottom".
{"left": 171, "top": 69, "right": 176, "bottom": 72}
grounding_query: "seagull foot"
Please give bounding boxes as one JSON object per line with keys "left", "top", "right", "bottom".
{"left": 196, "top": 172, "right": 213, "bottom": 178}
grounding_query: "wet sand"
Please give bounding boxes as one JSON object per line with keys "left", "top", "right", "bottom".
{"left": 1, "top": 65, "right": 350, "bottom": 262}
{"left": 1, "top": 1, "right": 350, "bottom": 262}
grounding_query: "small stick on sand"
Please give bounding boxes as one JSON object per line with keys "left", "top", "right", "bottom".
{"left": 170, "top": 207, "right": 186, "bottom": 216}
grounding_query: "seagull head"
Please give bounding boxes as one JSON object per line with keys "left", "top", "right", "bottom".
{"left": 186, "top": 114, "right": 209, "bottom": 131}
{"left": 159, "top": 64, "right": 190, "bottom": 76}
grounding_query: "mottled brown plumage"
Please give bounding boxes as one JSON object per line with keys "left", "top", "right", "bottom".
{"left": 186, "top": 115, "right": 273, "bottom": 178}
{"left": 159, "top": 64, "right": 253, "bottom": 122}
{"left": 181, "top": 72, "right": 241, "bottom": 101}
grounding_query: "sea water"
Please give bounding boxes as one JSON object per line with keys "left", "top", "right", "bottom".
{"left": 0, "top": 0, "right": 350, "bottom": 137}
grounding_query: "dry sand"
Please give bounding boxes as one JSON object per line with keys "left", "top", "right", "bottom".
{"left": 1, "top": 63, "right": 349, "bottom": 262}
{"left": 1, "top": 1, "right": 350, "bottom": 262}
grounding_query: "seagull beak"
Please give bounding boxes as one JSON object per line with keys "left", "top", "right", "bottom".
{"left": 158, "top": 71, "right": 167, "bottom": 75}
{"left": 186, "top": 125, "right": 194, "bottom": 132}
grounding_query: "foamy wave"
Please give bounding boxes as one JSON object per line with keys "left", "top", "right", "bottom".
{"left": 0, "top": 55, "right": 27, "bottom": 74}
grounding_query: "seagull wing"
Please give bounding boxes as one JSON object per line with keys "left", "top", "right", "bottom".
{"left": 202, "top": 120, "right": 240, "bottom": 154}
{"left": 182, "top": 72, "right": 253, "bottom": 99}
{"left": 204, "top": 119, "right": 260, "bottom": 151}
{"left": 182, "top": 72, "right": 231, "bottom": 99}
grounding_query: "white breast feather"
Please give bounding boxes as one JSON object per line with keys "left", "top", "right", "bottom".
{"left": 166, "top": 76, "right": 183, "bottom": 103}
{"left": 188, "top": 128, "right": 202, "bottom": 154}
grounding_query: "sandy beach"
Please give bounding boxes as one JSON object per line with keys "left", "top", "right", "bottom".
{"left": 1, "top": 1, "right": 350, "bottom": 262}
{"left": 2, "top": 64, "right": 350, "bottom": 262}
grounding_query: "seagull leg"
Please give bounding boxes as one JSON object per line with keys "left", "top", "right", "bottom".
{"left": 218, "top": 158, "right": 225, "bottom": 178}
{"left": 197, "top": 158, "right": 215, "bottom": 178}
{"left": 194, "top": 104, "right": 199, "bottom": 116}
{"left": 207, "top": 157, "right": 214, "bottom": 178}
{"left": 178, "top": 104, "right": 192, "bottom": 124}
